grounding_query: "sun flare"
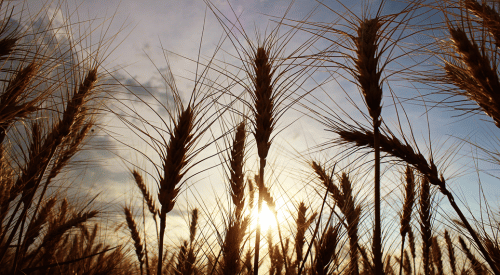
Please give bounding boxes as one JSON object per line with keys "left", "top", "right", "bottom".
{"left": 252, "top": 202, "right": 276, "bottom": 231}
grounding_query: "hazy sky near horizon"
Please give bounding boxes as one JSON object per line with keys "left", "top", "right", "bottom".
{"left": 15, "top": 0, "right": 500, "bottom": 245}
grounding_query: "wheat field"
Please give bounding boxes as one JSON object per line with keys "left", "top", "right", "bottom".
{"left": 0, "top": 0, "right": 499, "bottom": 274}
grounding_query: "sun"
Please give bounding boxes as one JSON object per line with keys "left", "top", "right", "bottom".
{"left": 252, "top": 202, "right": 276, "bottom": 231}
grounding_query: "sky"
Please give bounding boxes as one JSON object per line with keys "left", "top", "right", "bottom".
{"left": 12, "top": 0, "right": 500, "bottom": 267}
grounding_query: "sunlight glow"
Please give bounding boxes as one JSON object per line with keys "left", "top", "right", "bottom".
{"left": 252, "top": 202, "right": 276, "bottom": 231}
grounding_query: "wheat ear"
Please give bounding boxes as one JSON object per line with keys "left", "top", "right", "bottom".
{"left": 432, "top": 236, "right": 443, "bottom": 275}
{"left": 402, "top": 250, "right": 411, "bottom": 275}
{"left": 408, "top": 228, "right": 416, "bottom": 273}
{"left": 252, "top": 46, "right": 275, "bottom": 275}
{"left": 243, "top": 249, "right": 253, "bottom": 275}
{"left": 221, "top": 121, "right": 247, "bottom": 275}
{"left": 484, "top": 238, "right": 500, "bottom": 271}
{"left": 229, "top": 121, "right": 246, "bottom": 219}
{"left": 385, "top": 255, "right": 395, "bottom": 275}
{"left": 20, "top": 196, "right": 57, "bottom": 262}
{"left": 267, "top": 229, "right": 276, "bottom": 275}
{"left": 181, "top": 208, "right": 198, "bottom": 275}
{"left": 132, "top": 170, "right": 159, "bottom": 219}
{"left": 314, "top": 225, "right": 339, "bottom": 275}
{"left": 313, "top": 161, "right": 360, "bottom": 275}
{"left": 125, "top": 207, "right": 144, "bottom": 275}
{"left": 464, "top": 0, "right": 500, "bottom": 49}
{"left": 0, "top": 62, "right": 38, "bottom": 144}
{"left": 444, "top": 230, "right": 457, "bottom": 275}
{"left": 222, "top": 217, "right": 249, "bottom": 275}
{"left": 448, "top": 26, "right": 500, "bottom": 127}
{"left": 339, "top": 172, "right": 361, "bottom": 275}
{"left": 0, "top": 37, "right": 16, "bottom": 60}
{"left": 294, "top": 202, "right": 316, "bottom": 271}
{"left": 157, "top": 105, "right": 194, "bottom": 275}
{"left": 459, "top": 236, "right": 486, "bottom": 275}
{"left": 0, "top": 68, "right": 98, "bottom": 265}
{"left": 399, "top": 166, "right": 415, "bottom": 275}
{"left": 419, "top": 176, "right": 432, "bottom": 275}
{"left": 335, "top": 126, "right": 497, "bottom": 273}
{"left": 355, "top": 17, "right": 384, "bottom": 275}
{"left": 132, "top": 169, "right": 159, "bottom": 243}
